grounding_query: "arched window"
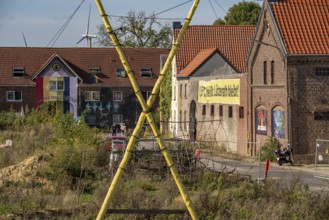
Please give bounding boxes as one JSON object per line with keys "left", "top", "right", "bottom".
{"left": 184, "top": 84, "right": 187, "bottom": 98}
{"left": 173, "top": 86, "right": 176, "bottom": 101}
{"left": 263, "top": 61, "right": 267, "bottom": 84}
{"left": 179, "top": 111, "right": 182, "bottom": 130}
{"left": 272, "top": 106, "right": 285, "bottom": 138}
{"left": 184, "top": 111, "right": 187, "bottom": 131}
{"left": 255, "top": 106, "right": 268, "bottom": 135}
{"left": 179, "top": 84, "right": 183, "bottom": 98}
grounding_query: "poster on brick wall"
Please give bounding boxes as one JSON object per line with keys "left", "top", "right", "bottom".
{"left": 272, "top": 109, "right": 285, "bottom": 138}
{"left": 256, "top": 108, "right": 267, "bottom": 135}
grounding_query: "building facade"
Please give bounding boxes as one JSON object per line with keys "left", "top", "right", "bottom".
{"left": 0, "top": 47, "right": 169, "bottom": 128}
{"left": 247, "top": 0, "right": 329, "bottom": 162}
{"left": 171, "top": 25, "right": 255, "bottom": 155}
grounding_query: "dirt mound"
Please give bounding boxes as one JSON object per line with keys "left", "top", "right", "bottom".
{"left": 0, "top": 154, "right": 50, "bottom": 188}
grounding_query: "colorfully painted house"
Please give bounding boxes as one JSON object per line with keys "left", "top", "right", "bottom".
{"left": 33, "top": 54, "right": 79, "bottom": 117}
{"left": 0, "top": 47, "right": 169, "bottom": 128}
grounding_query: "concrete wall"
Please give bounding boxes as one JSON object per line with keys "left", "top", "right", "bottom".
{"left": 173, "top": 50, "right": 248, "bottom": 155}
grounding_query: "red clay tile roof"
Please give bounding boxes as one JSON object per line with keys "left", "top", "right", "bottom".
{"left": 270, "top": 0, "right": 329, "bottom": 55}
{"left": 178, "top": 48, "right": 217, "bottom": 77}
{"left": 0, "top": 47, "right": 169, "bottom": 86}
{"left": 174, "top": 25, "right": 255, "bottom": 73}
{"left": 32, "top": 53, "right": 83, "bottom": 81}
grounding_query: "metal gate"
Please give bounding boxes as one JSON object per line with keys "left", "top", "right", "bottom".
{"left": 314, "top": 139, "right": 329, "bottom": 179}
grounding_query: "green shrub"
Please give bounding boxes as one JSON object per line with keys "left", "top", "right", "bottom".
{"left": 261, "top": 136, "right": 281, "bottom": 161}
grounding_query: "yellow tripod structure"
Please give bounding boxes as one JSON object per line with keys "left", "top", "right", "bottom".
{"left": 94, "top": 1, "right": 200, "bottom": 219}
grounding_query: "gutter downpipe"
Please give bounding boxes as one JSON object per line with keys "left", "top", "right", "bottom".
{"left": 94, "top": 1, "right": 200, "bottom": 219}
{"left": 287, "top": 56, "right": 292, "bottom": 152}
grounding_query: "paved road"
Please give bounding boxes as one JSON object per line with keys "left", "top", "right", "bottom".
{"left": 136, "top": 139, "right": 329, "bottom": 191}
{"left": 201, "top": 156, "right": 329, "bottom": 191}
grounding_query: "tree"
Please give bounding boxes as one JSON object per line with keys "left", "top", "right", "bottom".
{"left": 97, "top": 11, "right": 172, "bottom": 48}
{"left": 159, "top": 65, "right": 172, "bottom": 134}
{"left": 213, "top": 1, "right": 261, "bottom": 25}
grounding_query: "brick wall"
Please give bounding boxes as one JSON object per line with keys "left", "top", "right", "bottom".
{"left": 248, "top": 2, "right": 329, "bottom": 161}
{"left": 289, "top": 57, "right": 329, "bottom": 156}
{"left": 248, "top": 4, "right": 289, "bottom": 156}
{"left": 0, "top": 86, "right": 35, "bottom": 112}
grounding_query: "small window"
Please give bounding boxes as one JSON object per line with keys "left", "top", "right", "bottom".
{"left": 160, "top": 54, "right": 167, "bottom": 69}
{"left": 113, "top": 114, "right": 123, "bottom": 124}
{"left": 263, "top": 61, "right": 267, "bottom": 84}
{"left": 57, "top": 81, "right": 64, "bottom": 90}
{"left": 116, "top": 68, "right": 127, "bottom": 77}
{"left": 89, "top": 67, "right": 101, "bottom": 76}
{"left": 228, "top": 106, "right": 233, "bottom": 118}
{"left": 49, "top": 80, "right": 64, "bottom": 91}
{"left": 184, "top": 111, "right": 187, "bottom": 131}
{"left": 179, "top": 111, "right": 182, "bottom": 129}
{"left": 219, "top": 105, "right": 223, "bottom": 117}
{"left": 173, "top": 86, "right": 176, "bottom": 101}
{"left": 315, "top": 67, "right": 329, "bottom": 76}
{"left": 179, "top": 84, "right": 183, "bottom": 98}
{"left": 49, "top": 81, "right": 57, "bottom": 91}
{"left": 210, "top": 105, "right": 215, "bottom": 116}
{"left": 141, "top": 67, "right": 152, "bottom": 77}
{"left": 13, "top": 67, "right": 25, "bottom": 77}
{"left": 85, "top": 91, "right": 100, "bottom": 101}
{"left": 142, "top": 91, "right": 152, "bottom": 100}
{"left": 113, "top": 91, "right": 122, "bottom": 101}
{"left": 239, "top": 106, "right": 244, "bottom": 118}
{"left": 314, "top": 112, "right": 329, "bottom": 120}
{"left": 271, "top": 61, "right": 274, "bottom": 84}
{"left": 173, "top": 111, "right": 176, "bottom": 126}
{"left": 202, "top": 105, "right": 206, "bottom": 116}
{"left": 6, "top": 91, "right": 22, "bottom": 102}
{"left": 184, "top": 84, "right": 187, "bottom": 98}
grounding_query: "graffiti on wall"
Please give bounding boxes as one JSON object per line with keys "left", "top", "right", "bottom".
{"left": 83, "top": 101, "right": 114, "bottom": 128}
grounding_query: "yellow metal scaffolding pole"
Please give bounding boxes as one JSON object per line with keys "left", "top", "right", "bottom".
{"left": 95, "top": 1, "right": 200, "bottom": 219}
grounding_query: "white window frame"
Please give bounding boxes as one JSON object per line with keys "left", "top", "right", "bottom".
{"left": 116, "top": 68, "right": 127, "bottom": 77}
{"left": 142, "top": 91, "right": 152, "bottom": 100}
{"left": 49, "top": 80, "right": 64, "bottom": 91}
{"left": 141, "top": 67, "right": 152, "bottom": 77}
{"left": 85, "top": 91, "right": 100, "bottom": 101}
{"left": 113, "top": 91, "right": 122, "bottom": 101}
{"left": 6, "top": 91, "right": 22, "bottom": 102}
{"left": 113, "top": 114, "right": 123, "bottom": 124}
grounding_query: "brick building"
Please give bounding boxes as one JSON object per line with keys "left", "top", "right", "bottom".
{"left": 247, "top": 0, "right": 329, "bottom": 161}
{"left": 0, "top": 47, "right": 169, "bottom": 128}
{"left": 171, "top": 25, "right": 255, "bottom": 155}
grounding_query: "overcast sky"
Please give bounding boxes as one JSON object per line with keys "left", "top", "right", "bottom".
{"left": 0, "top": 0, "right": 261, "bottom": 48}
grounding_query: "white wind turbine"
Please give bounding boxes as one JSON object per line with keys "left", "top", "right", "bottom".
{"left": 76, "top": 3, "right": 97, "bottom": 48}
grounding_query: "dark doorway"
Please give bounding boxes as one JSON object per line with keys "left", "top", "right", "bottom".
{"left": 189, "top": 100, "right": 197, "bottom": 141}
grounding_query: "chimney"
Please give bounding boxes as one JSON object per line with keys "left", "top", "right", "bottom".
{"left": 173, "top": 21, "right": 182, "bottom": 29}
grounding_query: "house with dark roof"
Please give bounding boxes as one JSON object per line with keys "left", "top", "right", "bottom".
{"left": 0, "top": 47, "right": 169, "bottom": 128}
{"left": 171, "top": 24, "right": 255, "bottom": 155}
{"left": 246, "top": 0, "right": 329, "bottom": 162}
